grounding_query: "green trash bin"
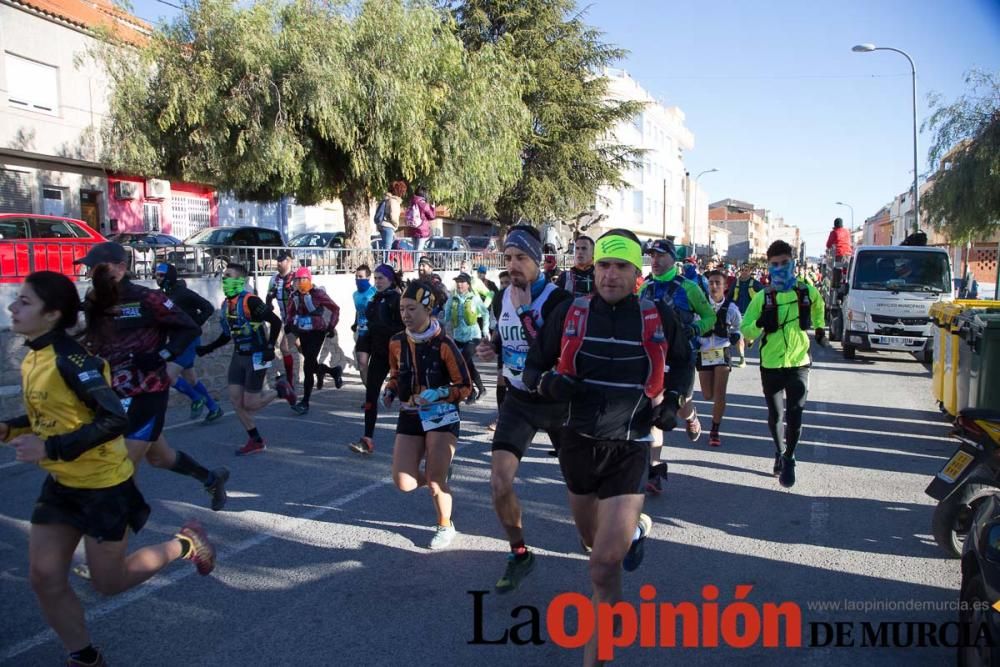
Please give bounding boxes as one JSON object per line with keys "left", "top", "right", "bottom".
{"left": 968, "top": 313, "right": 1000, "bottom": 411}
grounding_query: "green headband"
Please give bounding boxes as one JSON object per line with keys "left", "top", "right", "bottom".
{"left": 594, "top": 235, "right": 643, "bottom": 271}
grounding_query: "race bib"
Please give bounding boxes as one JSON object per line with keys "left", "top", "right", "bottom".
{"left": 297, "top": 316, "right": 314, "bottom": 331}
{"left": 700, "top": 348, "right": 726, "bottom": 367}
{"left": 252, "top": 352, "right": 272, "bottom": 371}
{"left": 419, "top": 402, "right": 460, "bottom": 431}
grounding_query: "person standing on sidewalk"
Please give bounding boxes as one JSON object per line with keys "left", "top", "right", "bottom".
{"left": 74, "top": 243, "right": 229, "bottom": 511}
{"left": 4, "top": 270, "right": 215, "bottom": 667}
{"left": 153, "top": 262, "right": 224, "bottom": 423}
{"left": 284, "top": 267, "right": 341, "bottom": 415}
{"left": 740, "top": 240, "right": 827, "bottom": 488}
{"left": 378, "top": 180, "right": 407, "bottom": 252}
{"left": 475, "top": 225, "right": 572, "bottom": 593}
{"left": 698, "top": 270, "right": 743, "bottom": 447}
{"left": 384, "top": 281, "right": 472, "bottom": 550}
{"left": 196, "top": 263, "right": 296, "bottom": 456}
{"left": 524, "top": 229, "right": 692, "bottom": 667}
{"left": 352, "top": 264, "right": 377, "bottom": 387}
{"left": 443, "top": 273, "right": 489, "bottom": 404}
{"left": 406, "top": 186, "right": 436, "bottom": 253}
{"left": 266, "top": 250, "right": 298, "bottom": 388}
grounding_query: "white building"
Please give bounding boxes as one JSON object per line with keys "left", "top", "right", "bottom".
{"left": 594, "top": 68, "right": 694, "bottom": 241}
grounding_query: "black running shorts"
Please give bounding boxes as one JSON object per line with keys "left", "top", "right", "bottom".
{"left": 124, "top": 391, "right": 169, "bottom": 442}
{"left": 228, "top": 353, "right": 266, "bottom": 393}
{"left": 491, "top": 389, "right": 568, "bottom": 459}
{"left": 557, "top": 431, "right": 650, "bottom": 499}
{"left": 396, "top": 409, "right": 460, "bottom": 437}
{"left": 32, "top": 475, "right": 150, "bottom": 542}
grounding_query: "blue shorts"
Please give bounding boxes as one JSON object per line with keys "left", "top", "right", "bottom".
{"left": 174, "top": 337, "right": 201, "bottom": 370}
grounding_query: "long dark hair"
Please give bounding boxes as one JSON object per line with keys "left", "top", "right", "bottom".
{"left": 24, "top": 271, "right": 80, "bottom": 331}
{"left": 82, "top": 264, "right": 120, "bottom": 350}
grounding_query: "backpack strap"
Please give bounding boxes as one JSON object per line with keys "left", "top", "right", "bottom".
{"left": 555, "top": 296, "right": 592, "bottom": 378}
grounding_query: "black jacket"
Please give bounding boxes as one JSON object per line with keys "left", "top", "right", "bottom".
{"left": 524, "top": 293, "right": 692, "bottom": 441}
{"left": 359, "top": 288, "right": 405, "bottom": 356}
{"left": 163, "top": 280, "right": 215, "bottom": 328}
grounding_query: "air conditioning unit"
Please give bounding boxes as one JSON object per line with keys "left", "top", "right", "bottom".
{"left": 113, "top": 181, "right": 139, "bottom": 200}
{"left": 145, "top": 179, "right": 171, "bottom": 199}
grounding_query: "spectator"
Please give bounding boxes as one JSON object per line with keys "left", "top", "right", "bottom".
{"left": 406, "top": 186, "right": 436, "bottom": 253}
{"left": 378, "top": 180, "right": 407, "bottom": 252}
{"left": 825, "top": 217, "right": 852, "bottom": 259}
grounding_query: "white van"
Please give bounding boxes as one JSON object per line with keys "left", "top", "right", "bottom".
{"left": 835, "top": 245, "right": 953, "bottom": 361}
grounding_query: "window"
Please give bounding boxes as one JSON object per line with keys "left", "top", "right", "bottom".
{"left": 5, "top": 53, "right": 58, "bottom": 114}
{"left": 633, "top": 191, "right": 644, "bottom": 216}
{"left": 0, "top": 217, "right": 29, "bottom": 239}
{"left": 1, "top": 169, "right": 32, "bottom": 212}
{"left": 170, "top": 195, "right": 211, "bottom": 240}
{"left": 254, "top": 229, "right": 283, "bottom": 246}
{"left": 143, "top": 203, "right": 161, "bottom": 231}
{"left": 29, "top": 217, "right": 85, "bottom": 239}
{"left": 42, "top": 188, "right": 65, "bottom": 216}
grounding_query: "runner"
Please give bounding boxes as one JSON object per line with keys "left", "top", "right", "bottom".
{"left": 555, "top": 235, "right": 595, "bottom": 297}
{"left": 698, "top": 269, "right": 744, "bottom": 447}
{"left": 352, "top": 264, "right": 377, "bottom": 387}
{"left": 443, "top": 273, "right": 489, "bottom": 404}
{"left": 348, "top": 264, "right": 405, "bottom": 455}
{"left": 524, "top": 229, "right": 692, "bottom": 667}
{"left": 475, "top": 225, "right": 572, "bottom": 593}
{"left": 726, "top": 263, "right": 763, "bottom": 367}
{"left": 459, "top": 259, "right": 493, "bottom": 308}
{"left": 384, "top": 281, "right": 472, "bottom": 549}
{"left": 487, "top": 270, "right": 511, "bottom": 432}
{"left": 266, "top": 250, "right": 298, "bottom": 387}
{"left": 415, "top": 256, "right": 449, "bottom": 317}
{"left": 477, "top": 264, "right": 500, "bottom": 304}
{"left": 639, "top": 239, "right": 716, "bottom": 494}
{"left": 284, "top": 267, "right": 341, "bottom": 415}
{"left": 740, "top": 240, "right": 827, "bottom": 487}
{"left": 4, "top": 271, "right": 215, "bottom": 667}
{"left": 196, "top": 263, "right": 296, "bottom": 455}
{"left": 153, "top": 262, "right": 224, "bottom": 422}
{"left": 74, "top": 242, "right": 229, "bottom": 511}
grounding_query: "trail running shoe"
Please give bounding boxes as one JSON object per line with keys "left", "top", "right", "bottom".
{"left": 709, "top": 432, "right": 721, "bottom": 447}
{"left": 205, "top": 467, "right": 230, "bottom": 511}
{"left": 623, "top": 513, "right": 652, "bottom": 572}
{"left": 495, "top": 551, "right": 535, "bottom": 594}
{"left": 736, "top": 357, "right": 747, "bottom": 368}
{"left": 71, "top": 562, "right": 91, "bottom": 580}
{"left": 779, "top": 455, "right": 796, "bottom": 488}
{"left": 428, "top": 523, "right": 457, "bottom": 550}
{"left": 332, "top": 365, "right": 344, "bottom": 389}
{"left": 176, "top": 520, "right": 216, "bottom": 576}
{"left": 349, "top": 436, "right": 374, "bottom": 456}
{"left": 275, "top": 378, "right": 296, "bottom": 406}
{"left": 773, "top": 452, "right": 783, "bottom": 476}
{"left": 66, "top": 648, "right": 108, "bottom": 666}
{"left": 203, "top": 407, "right": 224, "bottom": 424}
{"left": 646, "top": 463, "right": 667, "bottom": 495}
{"left": 315, "top": 371, "right": 324, "bottom": 390}
{"left": 189, "top": 399, "right": 206, "bottom": 421}
{"left": 580, "top": 538, "right": 592, "bottom": 555}
{"left": 236, "top": 438, "right": 266, "bottom": 456}
{"left": 686, "top": 415, "right": 702, "bottom": 442}
{"left": 291, "top": 401, "right": 309, "bottom": 416}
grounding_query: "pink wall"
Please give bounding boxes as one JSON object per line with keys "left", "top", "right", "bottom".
{"left": 107, "top": 175, "right": 218, "bottom": 236}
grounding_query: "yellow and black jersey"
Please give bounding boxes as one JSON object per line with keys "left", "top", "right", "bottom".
{"left": 4, "top": 330, "right": 133, "bottom": 489}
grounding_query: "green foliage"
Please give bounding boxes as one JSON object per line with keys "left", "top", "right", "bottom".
{"left": 922, "top": 69, "right": 1000, "bottom": 241}
{"left": 97, "top": 0, "right": 529, "bottom": 243}
{"left": 450, "top": 0, "right": 643, "bottom": 227}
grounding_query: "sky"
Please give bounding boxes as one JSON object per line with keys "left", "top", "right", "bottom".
{"left": 128, "top": 0, "right": 1000, "bottom": 255}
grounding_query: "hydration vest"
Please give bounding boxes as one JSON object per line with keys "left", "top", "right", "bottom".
{"left": 731, "top": 280, "right": 758, "bottom": 305}
{"left": 221, "top": 293, "right": 267, "bottom": 354}
{"left": 759, "top": 282, "right": 813, "bottom": 335}
{"left": 556, "top": 296, "right": 669, "bottom": 399}
{"left": 449, "top": 295, "right": 479, "bottom": 328}
{"left": 711, "top": 297, "right": 735, "bottom": 338}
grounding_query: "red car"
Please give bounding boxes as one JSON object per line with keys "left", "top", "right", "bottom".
{"left": 0, "top": 213, "right": 107, "bottom": 282}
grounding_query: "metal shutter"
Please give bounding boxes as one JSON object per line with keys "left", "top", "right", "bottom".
{"left": 0, "top": 169, "right": 33, "bottom": 213}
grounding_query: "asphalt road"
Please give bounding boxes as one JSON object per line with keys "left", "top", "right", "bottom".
{"left": 0, "top": 341, "right": 965, "bottom": 666}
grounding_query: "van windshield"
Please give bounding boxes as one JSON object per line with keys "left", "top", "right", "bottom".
{"left": 852, "top": 250, "right": 951, "bottom": 293}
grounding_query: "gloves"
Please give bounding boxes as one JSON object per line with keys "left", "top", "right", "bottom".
{"left": 815, "top": 328, "right": 829, "bottom": 347}
{"left": 262, "top": 348, "right": 276, "bottom": 362}
{"left": 419, "top": 387, "right": 450, "bottom": 403}
{"left": 133, "top": 351, "right": 165, "bottom": 372}
{"left": 195, "top": 345, "right": 210, "bottom": 357}
{"left": 728, "top": 332, "right": 741, "bottom": 346}
{"left": 651, "top": 402, "right": 678, "bottom": 432}
{"left": 537, "top": 371, "right": 581, "bottom": 402}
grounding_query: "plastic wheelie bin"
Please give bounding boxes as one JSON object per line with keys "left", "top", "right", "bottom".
{"left": 968, "top": 313, "right": 1000, "bottom": 411}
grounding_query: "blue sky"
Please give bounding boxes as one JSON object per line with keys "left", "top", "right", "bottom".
{"left": 129, "top": 0, "right": 1000, "bottom": 254}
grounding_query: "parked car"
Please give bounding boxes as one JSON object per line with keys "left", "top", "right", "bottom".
{"left": 467, "top": 236, "right": 498, "bottom": 254}
{"left": 423, "top": 236, "right": 471, "bottom": 270}
{"left": 108, "top": 232, "right": 182, "bottom": 277}
{"left": 288, "top": 232, "right": 347, "bottom": 249}
{"left": 174, "top": 226, "right": 286, "bottom": 275}
{"left": 0, "top": 213, "right": 106, "bottom": 282}
{"left": 288, "top": 232, "right": 350, "bottom": 273}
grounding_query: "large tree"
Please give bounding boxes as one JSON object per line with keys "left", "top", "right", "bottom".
{"left": 98, "top": 0, "right": 528, "bottom": 246}
{"left": 449, "top": 0, "right": 644, "bottom": 228}
{"left": 922, "top": 69, "right": 1000, "bottom": 241}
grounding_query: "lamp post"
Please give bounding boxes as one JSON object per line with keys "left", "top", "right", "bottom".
{"left": 834, "top": 201, "right": 854, "bottom": 230}
{"left": 689, "top": 168, "right": 718, "bottom": 255}
{"left": 852, "top": 43, "right": 919, "bottom": 232}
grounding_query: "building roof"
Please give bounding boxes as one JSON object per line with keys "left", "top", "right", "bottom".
{"left": 4, "top": 0, "right": 150, "bottom": 44}
{"left": 709, "top": 198, "right": 756, "bottom": 212}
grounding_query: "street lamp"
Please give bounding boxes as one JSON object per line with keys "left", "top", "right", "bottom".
{"left": 834, "top": 201, "right": 854, "bottom": 230}
{"left": 689, "top": 168, "right": 719, "bottom": 255}
{"left": 852, "top": 43, "right": 920, "bottom": 232}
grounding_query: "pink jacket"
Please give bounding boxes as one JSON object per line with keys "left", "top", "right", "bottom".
{"left": 408, "top": 195, "right": 436, "bottom": 239}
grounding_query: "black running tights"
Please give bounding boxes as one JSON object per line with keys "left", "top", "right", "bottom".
{"left": 364, "top": 353, "right": 391, "bottom": 439}
{"left": 760, "top": 366, "right": 810, "bottom": 458}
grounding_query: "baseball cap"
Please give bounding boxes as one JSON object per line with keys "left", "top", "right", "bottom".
{"left": 645, "top": 239, "right": 676, "bottom": 258}
{"left": 276, "top": 250, "right": 294, "bottom": 261}
{"left": 418, "top": 255, "right": 434, "bottom": 268}
{"left": 476, "top": 264, "right": 488, "bottom": 274}
{"left": 73, "top": 242, "right": 127, "bottom": 267}
{"left": 454, "top": 273, "right": 471, "bottom": 283}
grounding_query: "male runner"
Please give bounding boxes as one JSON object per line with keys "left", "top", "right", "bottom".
{"left": 555, "top": 235, "right": 596, "bottom": 297}
{"left": 266, "top": 250, "right": 298, "bottom": 385}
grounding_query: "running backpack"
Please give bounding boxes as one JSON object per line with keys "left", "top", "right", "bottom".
{"left": 759, "top": 283, "right": 813, "bottom": 335}
{"left": 712, "top": 298, "right": 736, "bottom": 338}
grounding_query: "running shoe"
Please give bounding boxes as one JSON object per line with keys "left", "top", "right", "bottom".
{"left": 176, "top": 520, "right": 216, "bottom": 576}
{"left": 189, "top": 399, "right": 206, "bottom": 421}
{"left": 495, "top": 551, "right": 535, "bottom": 594}
{"left": 71, "top": 562, "right": 91, "bottom": 580}
{"left": 779, "top": 455, "right": 796, "bottom": 488}
{"left": 487, "top": 417, "right": 498, "bottom": 431}
{"left": 623, "top": 513, "right": 652, "bottom": 572}
{"left": 348, "top": 436, "right": 374, "bottom": 456}
{"left": 428, "top": 523, "right": 457, "bottom": 550}
{"left": 685, "top": 415, "right": 702, "bottom": 442}
{"left": 203, "top": 407, "right": 224, "bottom": 424}
{"left": 236, "top": 438, "right": 266, "bottom": 456}
{"left": 736, "top": 357, "right": 747, "bottom": 369}
{"left": 275, "top": 377, "right": 297, "bottom": 406}
{"left": 315, "top": 371, "right": 324, "bottom": 390}
{"left": 205, "top": 467, "right": 230, "bottom": 511}
{"left": 66, "top": 648, "right": 108, "bottom": 666}
{"left": 709, "top": 432, "right": 721, "bottom": 447}
{"left": 773, "top": 452, "right": 783, "bottom": 476}
{"left": 291, "top": 401, "right": 309, "bottom": 416}
{"left": 646, "top": 463, "right": 668, "bottom": 495}
{"left": 332, "top": 365, "right": 344, "bottom": 389}
{"left": 580, "top": 537, "right": 592, "bottom": 555}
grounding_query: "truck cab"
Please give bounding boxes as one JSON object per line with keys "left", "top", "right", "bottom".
{"left": 836, "top": 245, "right": 953, "bottom": 361}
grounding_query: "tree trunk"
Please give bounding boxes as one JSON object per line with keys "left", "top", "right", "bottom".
{"left": 341, "top": 185, "right": 372, "bottom": 249}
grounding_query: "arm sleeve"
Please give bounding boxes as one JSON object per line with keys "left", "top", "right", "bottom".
{"left": 523, "top": 299, "right": 570, "bottom": 391}
{"left": 188, "top": 289, "right": 215, "bottom": 327}
{"left": 151, "top": 290, "right": 200, "bottom": 359}
{"left": 809, "top": 282, "right": 826, "bottom": 328}
{"left": 247, "top": 296, "right": 281, "bottom": 347}
{"left": 657, "top": 302, "right": 692, "bottom": 396}
{"left": 385, "top": 338, "right": 401, "bottom": 395}
{"left": 4, "top": 415, "right": 32, "bottom": 441}
{"left": 741, "top": 291, "right": 766, "bottom": 341}
{"left": 687, "top": 283, "right": 717, "bottom": 335}
{"left": 441, "top": 341, "right": 473, "bottom": 403}
{"left": 46, "top": 355, "right": 128, "bottom": 461}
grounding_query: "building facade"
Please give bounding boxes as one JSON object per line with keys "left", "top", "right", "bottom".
{"left": 708, "top": 199, "right": 769, "bottom": 262}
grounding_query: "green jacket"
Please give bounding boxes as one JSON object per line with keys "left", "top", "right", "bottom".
{"left": 740, "top": 281, "right": 826, "bottom": 369}
{"left": 640, "top": 266, "right": 717, "bottom": 336}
